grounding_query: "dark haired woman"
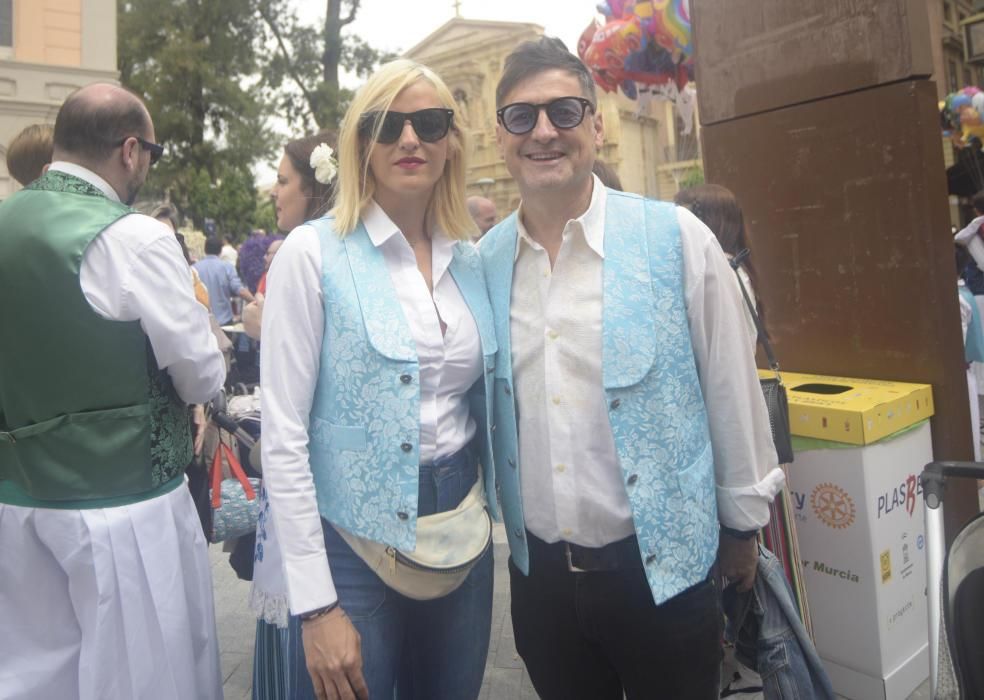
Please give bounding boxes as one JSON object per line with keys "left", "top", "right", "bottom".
{"left": 674, "top": 183, "right": 762, "bottom": 346}
{"left": 249, "top": 132, "right": 337, "bottom": 700}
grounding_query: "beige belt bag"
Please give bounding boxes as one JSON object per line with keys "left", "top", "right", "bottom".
{"left": 335, "top": 478, "right": 492, "bottom": 601}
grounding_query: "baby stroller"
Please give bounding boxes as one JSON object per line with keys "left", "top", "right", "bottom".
{"left": 920, "top": 461, "right": 984, "bottom": 699}
{"left": 212, "top": 390, "right": 262, "bottom": 580}
{"left": 185, "top": 390, "right": 262, "bottom": 580}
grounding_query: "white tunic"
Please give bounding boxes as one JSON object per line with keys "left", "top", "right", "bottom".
{"left": 0, "top": 163, "right": 225, "bottom": 700}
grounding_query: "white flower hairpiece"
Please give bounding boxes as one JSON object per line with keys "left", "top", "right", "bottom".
{"left": 309, "top": 143, "right": 337, "bottom": 185}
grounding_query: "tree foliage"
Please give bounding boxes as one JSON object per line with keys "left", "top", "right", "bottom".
{"left": 257, "top": 0, "right": 397, "bottom": 130}
{"left": 118, "top": 0, "right": 274, "bottom": 237}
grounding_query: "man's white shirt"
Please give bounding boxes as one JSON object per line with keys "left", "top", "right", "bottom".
{"left": 510, "top": 177, "right": 784, "bottom": 548}
{"left": 50, "top": 161, "right": 225, "bottom": 404}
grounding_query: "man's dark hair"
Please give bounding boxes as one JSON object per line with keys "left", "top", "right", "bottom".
{"left": 973, "top": 190, "right": 984, "bottom": 214}
{"left": 52, "top": 85, "right": 150, "bottom": 162}
{"left": 205, "top": 237, "right": 223, "bottom": 256}
{"left": 496, "top": 36, "right": 597, "bottom": 108}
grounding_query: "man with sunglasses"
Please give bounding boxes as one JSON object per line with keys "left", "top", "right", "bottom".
{"left": 480, "top": 37, "right": 785, "bottom": 699}
{"left": 0, "top": 83, "right": 225, "bottom": 699}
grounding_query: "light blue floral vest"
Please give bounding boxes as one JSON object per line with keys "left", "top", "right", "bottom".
{"left": 306, "top": 217, "right": 498, "bottom": 551}
{"left": 480, "top": 190, "right": 718, "bottom": 605}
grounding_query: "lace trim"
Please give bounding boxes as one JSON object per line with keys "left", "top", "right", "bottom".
{"left": 249, "top": 586, "right": 290, "bottom": 628}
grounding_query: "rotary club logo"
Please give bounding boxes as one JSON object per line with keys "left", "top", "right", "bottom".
{"left": 811, "top": 482, "right": 856, "bottom": 529}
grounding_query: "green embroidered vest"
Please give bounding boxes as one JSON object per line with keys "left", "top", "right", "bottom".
{"left": 0, "top": 170, "right": 192, "bottom": 508}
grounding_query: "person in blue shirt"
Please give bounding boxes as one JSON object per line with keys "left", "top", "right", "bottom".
{"left": 193, "top": 236, "right": 254, "bottom": 325}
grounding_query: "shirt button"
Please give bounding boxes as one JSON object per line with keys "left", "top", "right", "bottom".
{"left": 627, "top": 473, "right": 638, "bottom": 485}
{"left": 547, "top": 330, "right": 559, "bottom": 340}
{"left": 397, "top": 511, "right": 409, "bottom": 521}
{"left": 552, "top": 395, "right": 561, "bottom": 405}
{"left": 562, "top": 528, "right": 573, "bottom": 538}
{"left": 400, "top": 442, "right": 413, "bottom": 453}
{"left": 610, "top": 398, "right": 621, "bottom": 410}
{"left": 400, "top": 374, "right": 412, "bottom": 384}
{"left": 555, "top": 463, "right": 566, "bottom": 473}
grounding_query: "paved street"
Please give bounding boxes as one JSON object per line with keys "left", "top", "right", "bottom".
{"left": 210, "top": 525, "right": 929, "bottom": 700}
{"left": 211, "top": 524, "right": 538, "bottom": 700}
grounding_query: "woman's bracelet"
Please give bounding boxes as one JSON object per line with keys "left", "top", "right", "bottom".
{"left": 299, "top": 601, "right": 340, "bottom": 622}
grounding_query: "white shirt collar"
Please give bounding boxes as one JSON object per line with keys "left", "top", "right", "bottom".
{"left": 515, "top": 174, "right": 607, "bottom": 260}
{"left": 47, "top": 161, "right": 121, "bottom": 203}
{"left": 362, "top": 199, "right": 457, "bottom": 284}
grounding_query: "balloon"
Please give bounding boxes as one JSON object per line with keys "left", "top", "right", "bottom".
{"left": 940, "top": 87, "right": 984, "bottom": 147}
{"left": 579, "top": 0, "right": 694, "bottom": 100}
{"left": 649, "top": 0, "right": 693, "bottom": 61}
{"left": 582, "top": 15, "right": 643, "bottom": 73}
{"left": 952, "top": 94, "right": 973, "bottom": 111}
{"left": 972, "top": 91, "right": 984, "bottom": 118}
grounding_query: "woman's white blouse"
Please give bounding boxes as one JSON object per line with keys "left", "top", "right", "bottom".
{"left": 261, "top": 201, "right": 483, "bottom": 614}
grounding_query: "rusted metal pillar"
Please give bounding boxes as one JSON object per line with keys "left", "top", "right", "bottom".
{"left": 693, "top": 0, "right": 978, "bottom": 539}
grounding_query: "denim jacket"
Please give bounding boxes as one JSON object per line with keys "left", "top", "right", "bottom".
{"left": 723, "top": 545, "right": 835, "bottom": 700}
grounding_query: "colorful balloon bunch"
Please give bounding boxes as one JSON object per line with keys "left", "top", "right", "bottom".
{"left": 941, "top": 86, "right": 984, "bottom": 149}
{"left": 577, "top": 0, "right": 693, "bottom": 99}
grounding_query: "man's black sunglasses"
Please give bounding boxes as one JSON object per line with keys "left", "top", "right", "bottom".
{"left": 496, "top": 96, "right": 594, "bottom": 135}
{"left": 358, "top": 108, "right": 455, "bottom": 144}
{"left": 117, "top": 136, "right": 164, "bottom": 165}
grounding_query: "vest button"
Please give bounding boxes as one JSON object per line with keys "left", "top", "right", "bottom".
{"left": 400, "top": 374, "right": 412, "bottom": 384}
{"left": 503, "top": 385, "right": 511, "bottom": 396}
{"left": 397, "top": 511, "right": 409, "bottom": 520}
{"left": 508, "top": 457, "right": 516, "bottom": 468}
{"left": 486, "top": 364, "right": 495, "bottom": 374}
{"left": 514, "top": 528, "right": 524, "bottom": 540}
{"left": 610, "top": 398, "right": 621, "bottom": 409}
{"left": 627, "top": 474, "right": 638, "bottom": 485}
{"left": 401, "top": 442, "right": 413, "bottom": 452}
{"left": 645, "top": 553, "right": 656, "bottom": 565}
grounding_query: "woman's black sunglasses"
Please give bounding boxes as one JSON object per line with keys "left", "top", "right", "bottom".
{"left": 358, "top": 108, "right": 455, "bottom": 144}
{"left": 117, "top": 136, "right": 164, "bottom": 165}
{"left": 496, "top": 96, "right": 595, "bottom": 135}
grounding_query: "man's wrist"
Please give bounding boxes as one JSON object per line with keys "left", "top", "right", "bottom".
{"left": 720, "top": 524, "right": 759, "bottom": 540}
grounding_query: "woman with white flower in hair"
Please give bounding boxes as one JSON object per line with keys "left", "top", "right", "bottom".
{"left": 261, "top": 59, "right": 496, "bottom": 700}
{"left": 242, "top": 133, "right": 337, "bottom": 341}
{"left": 248, "top": 131, "right": 338, "bottom": 700}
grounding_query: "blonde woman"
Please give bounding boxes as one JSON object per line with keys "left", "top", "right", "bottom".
{"left": 260, "top": 60, "right": 496, "bottom": 700}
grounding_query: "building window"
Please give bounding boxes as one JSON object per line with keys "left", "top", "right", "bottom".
{"left": 0, "top": 0, "right": 11, "bottom": 48}
{"left": 950, "top": 60, "right": 960, "bottom": 92}
{"left": 965, "top": 67, "right": 974, "bottom": 88}
{"left": 945, "top": 1, "right": 955, "bottom": 26}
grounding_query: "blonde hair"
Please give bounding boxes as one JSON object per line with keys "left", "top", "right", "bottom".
{"left": 331, "top": 59, "right": 474, "bottom": 239}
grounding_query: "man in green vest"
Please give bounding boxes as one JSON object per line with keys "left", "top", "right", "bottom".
{"left": 0, "top": 83, "right": 226, "bottom": 699}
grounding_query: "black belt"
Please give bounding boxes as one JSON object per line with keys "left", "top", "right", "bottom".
{"left": 529, "top": 531, "right": 641, "bottom": 573}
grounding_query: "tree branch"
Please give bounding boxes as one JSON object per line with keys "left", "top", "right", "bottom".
{"left": 341, "top": 0, "right": 361, "bottom": 26}
{"left": 258, "top": 5, "right": 319, "bottom": 122}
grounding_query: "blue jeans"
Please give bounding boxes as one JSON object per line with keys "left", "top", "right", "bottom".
{"left": 288, "top": 444, "right": 493, "bottom": 700}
